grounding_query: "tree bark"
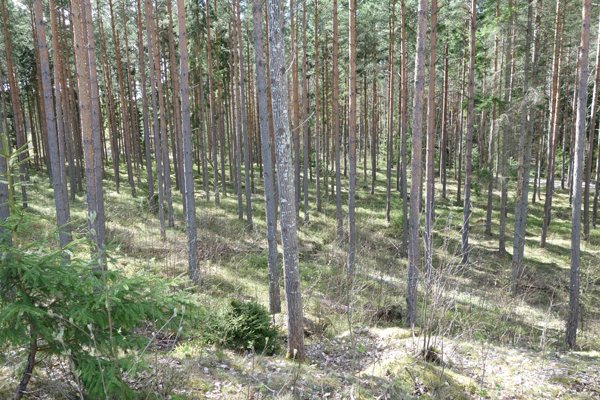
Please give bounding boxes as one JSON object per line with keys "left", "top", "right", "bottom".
{"left": 266, "top": 0, "right": 304, "bottom": 359}
{"left": 253, "top": 0, "right": 280, "bottom": 314}
{"left": 144, "top": 0, "right": 166, "bottom": 238}
{"left": 136, "top": 0, "right": 154, "bottom": 210}
{"left": 109, "top": 0, "right": 136, "bottom": 197}
{"left": 205, "top": 0, "right": 220, "bottom": 206}
{"left": 348, "top": 0, "right": 357, "bottom": 276}
{"left": 511, "top": 0, "right": 534, "bottom": 294}
{"left": 462, "top": 0, "right": 476, "bottom": 264}
{"left": 34, "top": 0, "right": 71, "bottom": 249}
{"left": 315, "top": 0, "right": 321, "bottom": 212}
{"left": 566, "top": 0, "right": 591, "bottom": 350}
{"left": 175, "top": 0, "right": 199, "bottom": 283}
{"left": 540, "top": 0, "right": 566, "bottom": 248}
{"left": 333, "top": 0, "right": 342, "bottom": 239}
{"left": 385, "top": 0, "right": 395, "bottom": 224}
{"left": 400, "top": 0, "right": 408, "bottom": 258}
{"left": 406, "top": 0, "right": 427, "bottom": 328}
{"left": 425, "top": 0, "right": 437, "bottom": 273}
{"left": 583, "top": 9, "right": 600, "bottom": 239}
{"left": 1, "top": 0, "right": 28, "bottom": 208}
{"left": 302, "top": 0, "right": 309, "bottom": 223}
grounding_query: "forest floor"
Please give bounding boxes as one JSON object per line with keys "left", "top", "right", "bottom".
{"left": 1, "top": 162, "right": 599, "bottom": 399}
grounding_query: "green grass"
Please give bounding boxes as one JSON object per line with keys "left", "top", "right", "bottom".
{"left": 2, "top": 157, "right": 599, "bottom": 399}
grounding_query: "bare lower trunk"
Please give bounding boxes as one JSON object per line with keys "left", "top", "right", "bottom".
{"left": 461, "top": 0, "right": 475, "bottom": 264}
{"left": 425, "top": 0, "right": 437, "bottom": 274}
{"left": 266, "top": 0, "right": 304, "bottom": 359}
{"left": 348, "top": 0, "right": 357, "bottom": 276}
{"left": 566, "top": 0, "right": 591, "bottom": 350}
{"left": 406, "top": 0, "right": 427, "bottom": 328}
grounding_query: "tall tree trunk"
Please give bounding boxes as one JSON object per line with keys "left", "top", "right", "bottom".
{"left": 406, "top": 0, "right": 427, "bottom": 328}
{"left": 400, "top": 0, "right": 408, "bottom": 258}
{"left": 144, "top": 0, "right": 167, "bottom": 238}
{"left": 71, "top": 0, "right": 105, "bottom": 255}
{"left": 205, "top": 0, "right": 220, "bottom": 206}
{"left": 371, "top": 53, "right": 377, "bottom": 196}
{"left": 153, "top": 3, "right": 174, "bottom": 228}
{"left": 583, "top": 10, "right": 600, "bottom": 239}
{"left": 511, "top": 0, "right": 534, "bottom": 294}
{"left": 499, "top": 0, "right": 516, "bottom": 254}
{"left": 461, "top": 0, "right": 476, "bottom": 264}
{"left": 315, "top": 0, "right": 321, "bottom": 212}
{"left": 485, "top": 0, "right": 501, "bottom": 236}
{"left": 0, "top": 59, "right": 10, "bottom": 242}
{"left": 1, "top": 0, "right": 28, "bottom": 208}
{"left": 385, "top": 0, "right": 396, "bottom": 224}
{"left": 253, "top": 0, "right": 280, "bottom": 313}
{"left": 123, "top": 2, "right": 141, "bottom": 189}
{"left": 34, "top": 0, "right": 71, "bottom": 249}
{"left": 348, "top": 0, "right": 357, "bottom": 276}
{"left": 566, "top": 0, "right": 591, "bottom": 350}
{"left": 291, "top": 0, "right": 301, "bottom": 213}
{"left": 175, "top": 0, "right": 199, "bottom": 283}
{"left": 265, "top": 0, "right": 304, "bottom": 360}
{"left": 425, "top": 0, "right": 437, "bottom": 272}
{"left": 168, "top": 0, "right": 184, "bottom": 201}
{"left": 440, "top": 42, "right": 449, "bottom": 199}
{"left": 540, "top": 0, "right": 565, "bottom": 247}
{"left": 136, "top": 0, "right": 155, "bottom": 210}
{"left": 333, "top": 0, "right": 342, "bottom": 239}
{"left": 109, "top": 0, "right": 136, "bottom": 197}
{"left": 235, "top": 0, "right": 253, "bottom": 231}
{"left": 302, "top": 0, "right": 309, "bottom": 223}
{"left": 457, "top": 42, "right": 467, "bottom": 205}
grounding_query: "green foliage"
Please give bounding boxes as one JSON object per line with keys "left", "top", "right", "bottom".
{"left": 195, "top": 298, "right": 279, "bottom": 355}
{"left": 226, "top": 299, "right": 279, "bottom": 354}
{"left": 0, "top": 144, "right": 195, "bottom": 399}
{"left": 0, "top": 227, "right": 194, "bottom": 398}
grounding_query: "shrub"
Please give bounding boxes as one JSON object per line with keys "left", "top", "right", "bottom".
{"left": 195, "top": 298, "right": 279, "bottom": 355}
{"left": 226, "top": 299, "right": 279, "bottom": 355}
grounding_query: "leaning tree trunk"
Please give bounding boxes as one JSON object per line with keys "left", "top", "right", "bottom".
{"left": 566, "top": 0, "right": 591, "bottom": 350}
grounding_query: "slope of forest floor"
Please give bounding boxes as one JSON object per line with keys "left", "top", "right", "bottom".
{"left": 1, "top": 164, "right": 599, "bottom": 399}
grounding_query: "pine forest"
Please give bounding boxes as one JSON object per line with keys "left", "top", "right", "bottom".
{"left": 0, "top": 0, "right": 599, "bottom": 398}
